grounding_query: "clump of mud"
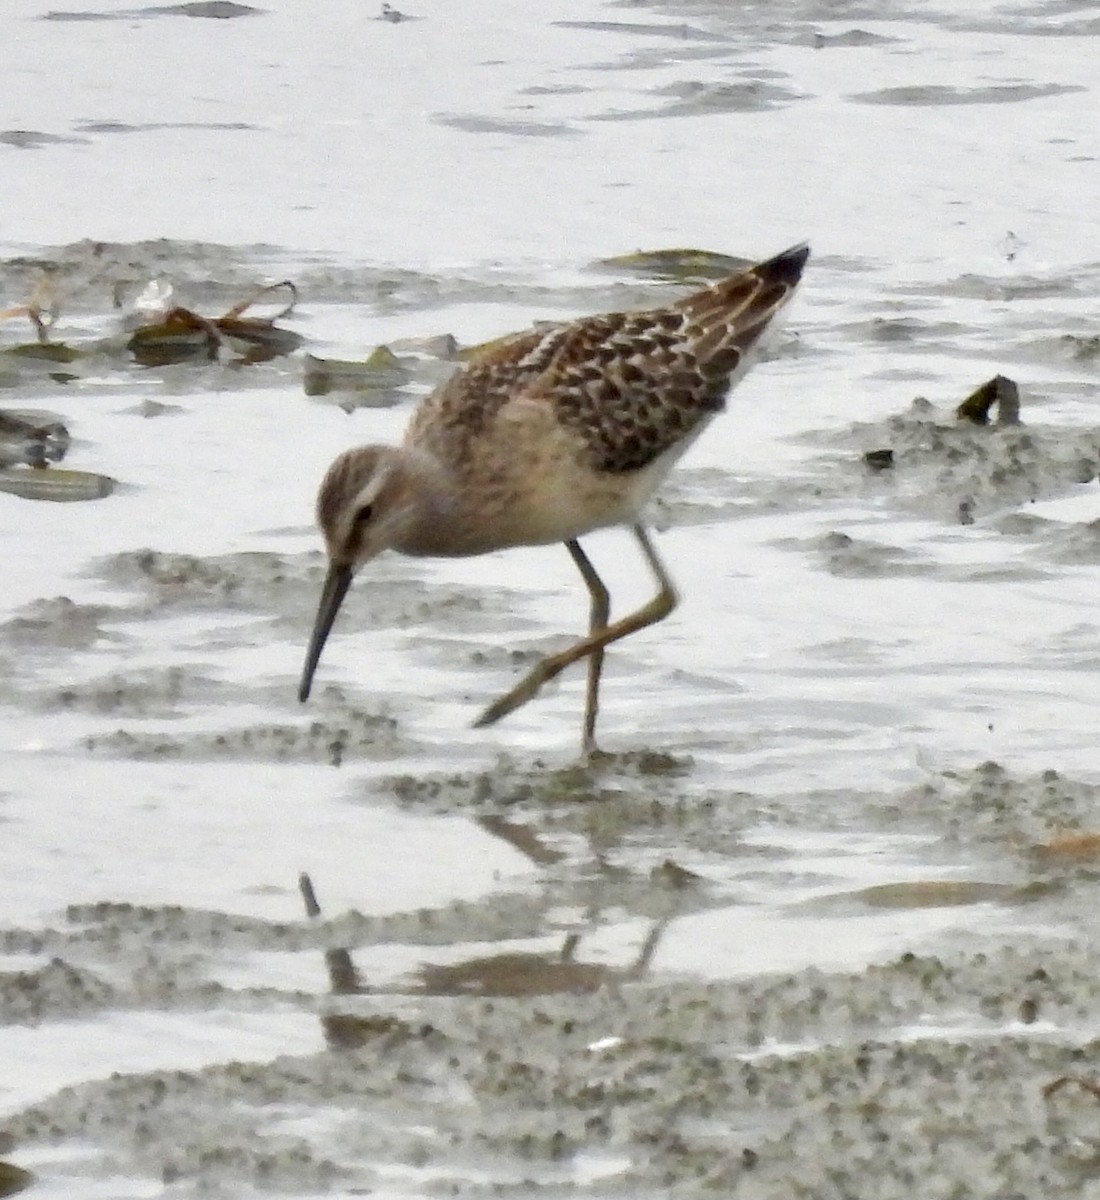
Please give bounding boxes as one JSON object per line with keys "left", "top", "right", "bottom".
{"left": 857, "top": 395, "right": 1100, "bottom": 524}
{"left": 903, "top": 760, "right": 1100, "bottom": 851}
{"left": 656, "top": 386, "right": 1100, "bottom": 540}
{"left": 39, "top": 666, "right": 217, "bottom": 716}
{"left": 82, "top": 703, "right": 408, "bottom": 765}
{"left": 384, "top": 748, "right": 698, "bottom": 826}
{"left": 995, "top": 510, "right": 1100, "bottom": 566}
{"left": 93, "top": 547, "right": 520, "bottom": 634}
{"left": 0, "top": 596, "right": 125, "bottom": 653}
{"left": 778, "top": 527, "right": 1054, "bottom": 582}
{"left": 0, "top": 959, "right": 120, "bottom": 1023}
{"left": 781, "top": 529, "right": 935, "bottom": 578}
{"left": 94, "top": 548, "right": 323, "bottom": 613}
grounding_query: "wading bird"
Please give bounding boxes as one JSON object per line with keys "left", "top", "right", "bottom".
{"left": 299, "top": 243, "right": 809, "bottom": 753}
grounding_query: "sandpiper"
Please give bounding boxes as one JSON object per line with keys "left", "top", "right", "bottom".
{"left": 299, "top": 243, "right": 809, "bottom": 753}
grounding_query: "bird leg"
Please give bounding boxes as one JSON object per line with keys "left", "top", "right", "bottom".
{"left": 474, "top": 524, "right": 678, "bottom": 742}
{"left": 565, "top": 538, "right": 610, "bottom": 756}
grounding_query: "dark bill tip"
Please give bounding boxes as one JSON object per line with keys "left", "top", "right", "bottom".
{"left": 298, "top": 563, "right": 353, "bottom": 703}
{"left": 762, "top": 241, "right": 811, "bottom": 286}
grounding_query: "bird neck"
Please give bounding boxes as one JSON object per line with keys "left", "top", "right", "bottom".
{"left": 386, "top": 447, "right": 468, "bottom": 557}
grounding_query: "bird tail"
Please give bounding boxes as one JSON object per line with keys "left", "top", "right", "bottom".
{"left": 674, "top": 242, "right": 810, "bottom": 379}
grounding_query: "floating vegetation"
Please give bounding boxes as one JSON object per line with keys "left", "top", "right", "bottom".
{"left": 0, "top": 1162, "right": 33, "bottom": 1199}
{"left": 303, "top": 345, "right": 412, "bottom": 400}
{"left": 126, "top": 280, "right": 302, "bottom": 366}
{"left": 3, "top": 273, "right": 304, "bottom": 379}
{"left": 1031, "top": 832, "right": 1100, "bottom": 864}
{"left": 0, "top": 466, "right": 115, "bottom": 502}
{"left": 593, "top": 247, "right": 751, "bottom": 281}
{"left": 2, "top": 342, "right": 84, "bottom": 364}
{"left": 845, "top": 880, "right": 1023, "bottom": 909}
{"left": 0, "top": 342, "right": 87, "bottom": 388}
{"left": 457, "top": 322, "right": 561, "bottom": 362}
{"left": 82, "top": 705, "right": 408, "bottom": 764}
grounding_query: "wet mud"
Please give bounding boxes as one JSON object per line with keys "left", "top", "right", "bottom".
{"left": 6, "top": 762, "right": 1100, "bottom": 1196}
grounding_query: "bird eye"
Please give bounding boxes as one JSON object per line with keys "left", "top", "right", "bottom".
{"left": 355, "top": 504, "right": 373, "bottom": 525}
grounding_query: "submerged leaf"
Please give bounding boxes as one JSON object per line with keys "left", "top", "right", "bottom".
{"left": 302, "top": 348, "right": 411, "bottom": 399}
{"left": 1032, "top": 832, "right": 1100, "bottom": 863}
{"left": 0, "top": 466, "right": 114, "bottom": 502}
{"left": 850, "top": 880, "right": 1021, "bottom": 908}
{"left": 0, "top": 1162, "right": 34, "bottom": 1198}
{"left": 3, "top": 341, "right": 84, "bottom": 364}
{"left": 594, "top": 247, "right": 751, "bottom": 281}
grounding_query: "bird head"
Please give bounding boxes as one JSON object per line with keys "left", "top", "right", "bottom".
{"left": 298, "top": 445, "right": 417, "bottom": 702}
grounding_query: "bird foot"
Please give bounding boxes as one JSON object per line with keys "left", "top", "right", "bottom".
{"left": 474, "top": 653, "right": 571, "bottom": 728}
{"left": 473, "top": 675, "right": 544, "bottom": 728}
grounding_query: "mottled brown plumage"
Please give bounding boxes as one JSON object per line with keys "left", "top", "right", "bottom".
{"left": 300, "top": 243, "right": 810, "bottom": 752}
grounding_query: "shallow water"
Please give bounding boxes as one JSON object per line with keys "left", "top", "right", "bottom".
{"left": 3, "top": 0, "right": 1100, "bottom": 1196}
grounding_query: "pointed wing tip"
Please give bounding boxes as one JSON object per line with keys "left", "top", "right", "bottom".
{"left": 760, "top": 242, "right": 811, "bottom": 285}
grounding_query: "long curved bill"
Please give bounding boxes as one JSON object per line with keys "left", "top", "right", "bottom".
{"left": 298, "top": 563, "right": 353, "bottom": 702}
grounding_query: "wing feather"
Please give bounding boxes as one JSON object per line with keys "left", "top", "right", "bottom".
{"left": 406, "top": 243, "right": 809, "bottom": 475}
